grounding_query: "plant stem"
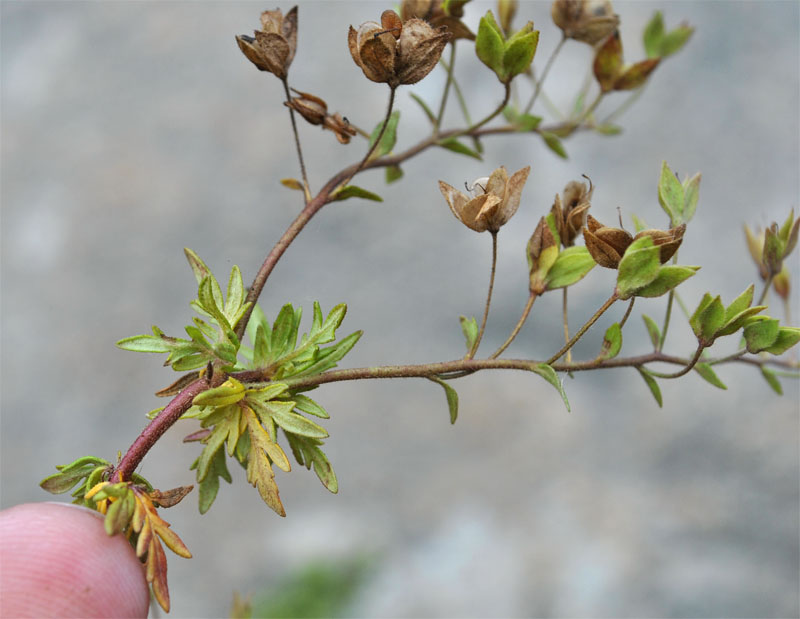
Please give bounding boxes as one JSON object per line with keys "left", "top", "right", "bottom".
{"left": 562, "top": 287, "right": 572, "bottom": 364}
{"left": 601, "top": 82, "right": 648, "bottom": 125}
{"left": 546, "top": 291, "right": 618, "bottom": 364}
{"left": 658, "top": 254, "right": 679, "bottom": 350}
{"left": 235, "top": 87, "right": 397, "bottom": 342}
{"left": 619, "top": 297, "right": 636, "bottom": 328}
{"left": 112, "top": 374, "right": 223, "bottom": 482}
{"left": 524, "top": 34, "right": 566, "bottom": 114}
{"left": 467, "top": 231, "right": 498, "bottom": 360}
{"left": 435, "top": 43, "right": 456, "bottom": 133}
{"left": 281, "top": 78, "right": 311, "bottom": 203}
{"left": 646, "top": 344, "right": 705, "bottom": 379}
{"left": 491, "top": 291, "right": 537, "bottom": 359}
{"left": 757, "top": 274, "right": 774, "bottom": 306}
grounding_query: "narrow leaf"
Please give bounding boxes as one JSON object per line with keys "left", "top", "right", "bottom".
{"left": 437, "top": 138, "right": 483, "bottom": 160}
{"left": 658, "top": 161, "right": 684, "bottom": 224}
{"left": 409, "top": 93, "right": 436, "bottom": 124}
{"left": 694, "top": 362, "right": 727, "bottom": 389}
{"left": 542, "top": 132, "right": 568, "bottom": 159}
{"left": 760, "top": 366, "right": 783, "bottom": 395}
{"left": 642, "top": 314, "right": 661, "bottom": 349}
{"left": 428, "top": 376, "right": 459, "bottom": 424}
{"left": 460, "top": 315, "right": 479, "bottom": 353}
{"left": 532, "top": 363, "right": 570, "bottom": 412}
{"left": 637, "top": 367, "right": 663, "bottom": 407}
{"left": 600, "top": 323, "right": 622, "bottom": 359}
{"left": 331, "top": 185, "right": 384, "bottom": 202}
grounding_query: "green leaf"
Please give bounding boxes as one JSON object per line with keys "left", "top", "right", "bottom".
{"left": 637, "top": 368, "right": 663, "bottom": 407}
{"left": 198, "top": 277, "right": 231, "bottom": 330}
{"left": 642, "top": 314, "right": 661, "bottom": 349}
{"left": 634, "top": 265, "right": 699, "bottom": 298}
{"left": 185, "top": 248, "right": 223, "bottom": 309}
{"left": 330, "top": 185, "right": 384, "bottom": 202}
{"left": 681, "top": 172, "right": 701, "bottom": 223}
{"left": 409, "top": 93, "right": 436, "bottom": 124}
{"left": 244, "top": 421, "right": 286, "bottom": 516}
{"left": 724, "top": 285, "right": 754, "bottom": 323}
{"left": 280, "top": 178, "right": 304, "bottom": 191}
{"left": 104, "top": 489, "right": 134, "bottom": 536}
{"left": 291, "top": 330, "right": 362, "bottom": 377}
{"left": 616, "top": 236, "right": 661, "bottom": 299}
{"left": 271, "top": 304, "right": 301, "bottom": 359}
{"left": 744, "top": 317, "right": 780, "bottom": 353}
{"left": 475, "top": 11, "right": 506, "bottom": 78}
{"left": 542, "top": 132, "right": 567, "bottom": 159}
{"left": 269, "top": 405, "right": 329, "bottom": 439}
{"left": 224, "top": 265, "right": 245, "bottom": 324}
{"left": 41, "top": 463, "right": 101, "bottom": 494}
{"left": 502, "top": 28, "right": 539, "bottom": 79}
{"left": 116, "top": 330, "right": 173, "bottom": 353}
{"left": 532, "top": 363, "right": 570, "bottom": 412}
{"left": 193, "top": 379, "right": 246, "bottom": 408}
{"left": 385, "top": 165, "right": 403, "bottom": 184}
{"left": 368, "top": 110, "right": 400, "bottom": 158}
{"left": 460, "top": 315, "right": 479, "bottom": 353}
{"left": 643, "top": 11, "right": 665, "bottom": 58}
{"left": 694, "top": 295, "right": 725, "bottom": 343}
{"left": 594, "top": 124, "right": 623, "bottom": 136}
{"left": 428, "top": 376, "right": 459, "bottom": 424}
{"left": 600, "top": 323, "right": 622, "bottom": 359}
{"left": 190, "top": 448, "right": 232, "bottom": 514}
{"left": 694, "top": 362, "right": 727, "bottom": 390}
{"left": 291, "top": 394, "right": 329, "bottom": 419}
{"left": 760, "top": 366, "right": 783, "bottom": 395}
{"left": 545, "top": 246, "right": 596, "bottom": 290}
{"left": 502, "top": 106, "right": 541, "bottom": 131}
{"left": 658, "top": 161, "right": 685, "bottom": 225}
{"left": 763, "top": 326, "right": 800, "bottom": 355}
{"left": 437, "top": 138, "right": 483, "bottom": 160}
{"left": 309, "top": 445, "right": 338, "bottom": 493}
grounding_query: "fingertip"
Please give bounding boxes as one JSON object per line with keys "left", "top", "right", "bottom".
{"left": 0, "top": 502, "right": 150, "bottom": 618}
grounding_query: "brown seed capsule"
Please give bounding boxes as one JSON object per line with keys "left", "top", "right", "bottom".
{"left": 284, "top": 89, "right": 357, "bottom": 144}
{"left": 551, "top": 0, "right": 619, "bottom": 45}
{"left": 348, "top": 12, "right": 451, "bottom": 87}
{"left": 550, "top": 176, "right": 593, "bottom": 247}
{"left": 583, "top": 214, "right": 685, "bottom": 268}
{"left": 400, "top": 0, "right": 476, "bottom": 41}
{"left": 439, "top": 166, "right": 531, "bottom": 233}
{"left": 236, "top": 6, "right": 298, "bottom": 79}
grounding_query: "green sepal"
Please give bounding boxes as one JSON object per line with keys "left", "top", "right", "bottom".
{"left": 330, "top": 185, "right": 384, "bottom": 203}
{"left": 385, "top": 165, "right": 403, "bottom": 184}
{"left": 694, "top": 362, "right": 727, "bottom": 390}
{"left": 502, "top": 26, "right": 538, "bottom": 79}
{"left": 643, "top": 11, "right": 665, "bottom": 58}
{"left": 193, "top": 378, "right": 246, "bottom": 408}
{"left": 545, "top": 246, "right": 596, "bottom": 290}
{"left": 532, "top": 363, "right": 570, "bottom": 412}
{"left": 368, "top": 110, "right": 400, "bottom": 158}
{"left": 616, "top": 236, "right": 661, "bottom": 299}
{"left": 637, "top": 367, "right": 663, "bottom": 407}
{"left": 460, "top": 315, "right": 479, "bottom": 353}
{"left": 428, "top": 376, "right": 459, "bottom": 424}
{"left": 542, "top": 132, "right": 567, "bottom": 159}
{"left": 743, "top": 318, "right": 779, "bottom": 353}
{"left": 692, "top": 294, "right": 725, "bottom": 343}
{"left": 409, "top": 93, "right": 436, "bottom": 124}
{"left": 600, "top": 323, "right": 622, "bottom": 359}
{"left": 475, "top": 10, "right": 505, "bottom": 79}
{"left": 437, "top": 138, "right": 483, "bottom": 160}
{"left": 631, "top": 214, "right": 649, "bottom": 233}
{"left": 681, "top": 172, "right": 701, "bottom": 223}
{"left": 760, "top": 366, "right": 783, "bottom": 395}
{"left": 642, "top": 314, "right": 661, "bottom": 349}
{"left": 763, "top": 327, "right": 800, "bottom": 355}
{"left": 658, "top": 161, "right": 684, "bottom": 225}
{"left": 634, "top": 265, "right": 699, "bottom": 298}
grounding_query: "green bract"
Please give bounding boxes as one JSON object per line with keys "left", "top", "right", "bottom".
{"left": 475, "top": 10, "right": 538, "bottom": 84}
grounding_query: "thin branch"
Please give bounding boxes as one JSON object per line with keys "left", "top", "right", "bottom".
{"left": 562, "top": 288, "right": 572, "bottom": 364}
{"left": 546, "top": 291, "right": 618, "bottom": 365}
{"left": 646, "top": 344, "right": 705, "bottom": 379}
{"left": 281, "top": 78, "right": 311, "bottom": 203}
{"left": 435, "top": 43, "right": 457, "bottom": 133}
{"left": 491, "top": 292, "right": 537, "bottom": 359}
{"left": 619, "top": 297, "right": 636, "bottom": 329}
{"left": 467, "top": 231, "right": 498, "bottom": 360}
{"left": 523, "top": 34, "right": 566, "bottom": 114}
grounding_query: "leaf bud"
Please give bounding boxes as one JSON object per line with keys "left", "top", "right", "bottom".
{"left": 236, "top": 6, "right": 298, "bottom": 79}
{"left": 439, "top": 166, "right": 530, "bottom": 233}
{"left": 348, "top": 11, "right": 451, "bottom": 88}
{"left": 551, "top": 0, "right": 619, "bottom": 45}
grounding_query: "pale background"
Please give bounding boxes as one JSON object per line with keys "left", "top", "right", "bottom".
{"left": 2, "top": 1, "right": 798, "bottom": 617}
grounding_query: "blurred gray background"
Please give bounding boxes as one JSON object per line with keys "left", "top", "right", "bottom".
{"left": 2, "top": 1, "right": 798, "bottom": 617}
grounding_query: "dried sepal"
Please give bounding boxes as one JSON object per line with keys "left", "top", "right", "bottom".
{"left": 400, "top": 0, "right": 475, "bottom": 41}
{"left": 594, "top": 29, "right": 660, "bottom": 92}
{"left": 349, "top": 12, "right": 450, "bottom": 87}
{"left": 236, "top": 6, "right": 298, "bottom": 79}
{"left": 550, "top": 176, "right": 593, "bottom": 247}
{"left": 284, "top": 89, "right": 357, "bottom": 144}
{"left": 439, "top": 166, "right": 530, "bottom": 233}
{"left": 551, "top": 0, "right": 619, "bottom": 45}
